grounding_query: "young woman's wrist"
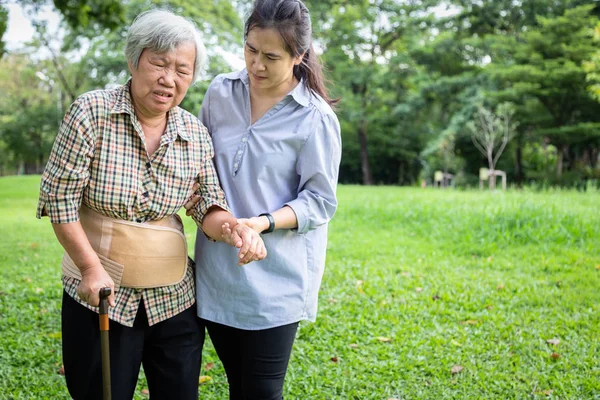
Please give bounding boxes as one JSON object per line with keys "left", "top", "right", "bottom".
{"left": 258, "top": 213, "right": 275, "bottom": 234}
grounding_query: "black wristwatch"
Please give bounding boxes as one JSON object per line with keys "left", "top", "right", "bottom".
{"left": 259, "top": 213, "right": 275, "bottom": 234}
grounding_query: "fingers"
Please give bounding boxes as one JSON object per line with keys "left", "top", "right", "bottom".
{"left": 78, "top": 271, "right": 116, "bottom": 308}
{"left": 184, "top": 195, "right": 200, "bottom": 216}
{"left": 221, "top": 222, "right": 241, "bottom": 248}
{"left": 239, "top": 239, "right": 267, "bottom": 265}
{"left": 230, "top": 225, "right": 243, "bottom": 248}
{"left": 221, "top": 222, "right": 232, "bottom": 237}
{"left": 78, "top": 287, "right": 100, "bottom": 307}
{"left": 235, "top": 226, "right": 269, "bottom": 265}
{"left": 108, "top": 290, "right": 116, "bottom": 307}
{"left": 184, "top": 183, "right": 201, "bottom": 215}
{"left": 235, "top": 226, "right": 257, "bottom": 264}
{"left": 223, "top": 223, "right": 268, "bottom": 265}
{"left": 251, "top": 240, "right": 267, "bottom": 262}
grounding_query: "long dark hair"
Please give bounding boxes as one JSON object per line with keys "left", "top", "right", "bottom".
{"left": 245, "top": 0, "right": 338, "bottom": 107}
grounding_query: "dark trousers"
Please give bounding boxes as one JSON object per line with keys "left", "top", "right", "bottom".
{"left": 62, "top": 291, "right": 204, "bottom": 400}
{"left": 204, "top": 319, "right": 299, "bottom": 400}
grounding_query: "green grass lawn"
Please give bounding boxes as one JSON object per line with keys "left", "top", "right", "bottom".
{"left": 1, "top": 175, "right": 599, "bottom": 399}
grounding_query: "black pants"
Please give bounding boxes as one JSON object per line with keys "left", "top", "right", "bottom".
{"left": 204, "top": 319, "right": 299, "bottom": 400}
{"left": 62, "top": 291, "right": 204, "bottom": 400}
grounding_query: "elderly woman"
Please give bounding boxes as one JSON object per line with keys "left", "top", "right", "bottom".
{"left": 37, "top": 10, "right": 265, "bottom": 400}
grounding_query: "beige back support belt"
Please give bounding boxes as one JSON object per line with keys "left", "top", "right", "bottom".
{"left": 62, "top": 206, "right": 188, "bottom": 289}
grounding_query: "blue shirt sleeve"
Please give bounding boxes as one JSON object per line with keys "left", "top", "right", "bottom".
{"left": 199, "top": 82, "right": 212, "bottom": 132}
{"left": 285, "top": 111, "right": 342, "bottom": 234}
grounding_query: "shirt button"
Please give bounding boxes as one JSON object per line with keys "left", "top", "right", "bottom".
{"left": 234, "top": 163, "right": 239, "bottom": 169}
{"left": 142, "top": 191, "right": 149, "bottom": 198}
{"left": 146, "top": 162, "right": 151, "bottom": 169}
{"left": 242, "top": 137, "right": 247, "bottom": 142}
{"left": 237, "top": 150, "right": 243, "bottom": 155}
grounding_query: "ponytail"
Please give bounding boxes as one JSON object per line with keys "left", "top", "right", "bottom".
{"left": 294, "top": 44, "right": 339, "bottom": 108}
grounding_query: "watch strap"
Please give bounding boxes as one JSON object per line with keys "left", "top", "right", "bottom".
{"left": 258, "top": 213, "right": 275, "bottom": 234}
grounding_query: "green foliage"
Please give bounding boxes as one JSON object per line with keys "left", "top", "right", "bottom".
{"left": 0, "top": 6, "right": 7, "bottom": 57}
{"left": 308, "top": 0, "right": 444, "bottom": 184}
{"left": 488, "top": 5, "right": 599, "bottom": 128}
{"left": 0, "top": 53, "right": 62, "bottom": 172}
{"left": 3, "top": 0, "right": 600, "bottom": 185}
{"left": 583, "top": 22, "right": 600, "bottom": 102}
{"left": 16, "top": 0, "right": 126, "bottom": 33}
{"left": 2, "top": 177, "right": 600, "bottom": 398}
{"left": 53, "top": 0, "right": 125, "bottom": 32}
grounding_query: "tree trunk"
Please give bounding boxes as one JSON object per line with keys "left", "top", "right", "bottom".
{"left": 557, "top": 146, "right": 564, "bottom": 177}
{"left": 488, "top": 170, "right": 497, "bottom": 190}
{"left": 587, "top": 146, "right": 596, "bottom": 169}
{"left": 557, "top": 144, "right": 568, "bottom": 177}
{"left": 358, "top": 115, "right": 373, "bottom": 185}
{"left": 515, "top": 141, "right": 523, "bottom": 188}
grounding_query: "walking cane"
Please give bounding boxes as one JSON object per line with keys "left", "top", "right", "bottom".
{"left": 99, "top": 287, "right": 112, "bottom": 400}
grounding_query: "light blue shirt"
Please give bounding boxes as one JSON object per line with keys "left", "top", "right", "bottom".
{"left": 194, "top": 69, "right": 342, "bottom": 330}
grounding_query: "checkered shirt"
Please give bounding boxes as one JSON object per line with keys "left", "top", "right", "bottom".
{"left": 37, "top": 81, "right": 228, "bottom": 327}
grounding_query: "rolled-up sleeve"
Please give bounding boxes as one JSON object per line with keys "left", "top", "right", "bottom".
{"left": 189, "top": 128, "right": 230, "bottom": 227}
{"left": 285, "top": 112, "right": 342, "bottom": 234}
{"left": 37, "top": 99, "right": 95, "bottom": 223}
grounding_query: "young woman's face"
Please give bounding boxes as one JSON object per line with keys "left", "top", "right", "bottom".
{"left": 244, "top": 27, "right": 303, "bottom": 93}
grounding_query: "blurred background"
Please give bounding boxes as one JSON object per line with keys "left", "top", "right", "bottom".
{"left": 1, "top": 0, "right": 599, "bottom": 190}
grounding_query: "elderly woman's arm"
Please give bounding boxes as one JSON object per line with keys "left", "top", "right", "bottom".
{"left": 38, "top": 98, "right": 116, "bottom": 306}
{"left": 52, "top": 222, "right": 116, "bottom": 307}
{"left": 186, "top": 174, "right": 267, "bottom": 265}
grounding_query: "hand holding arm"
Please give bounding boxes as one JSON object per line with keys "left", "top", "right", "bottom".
{"left": 202, "top": 206, "right": 267, "bottom": 265}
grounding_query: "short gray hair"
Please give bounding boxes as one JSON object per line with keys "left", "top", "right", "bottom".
{"left": 125, "top": 9, "right": 206, "bottom": 84}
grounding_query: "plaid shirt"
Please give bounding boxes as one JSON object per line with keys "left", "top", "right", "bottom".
{"left": 37, "top": 81, "right": 228, "bottom": 327}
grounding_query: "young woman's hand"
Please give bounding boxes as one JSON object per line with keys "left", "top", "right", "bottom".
{"left": 235, "top": 216, "right": 270, "bottom": 233}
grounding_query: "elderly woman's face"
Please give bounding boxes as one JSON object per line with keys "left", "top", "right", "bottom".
{"left": 128, "top": 42, "right": 195, "bottom": 119}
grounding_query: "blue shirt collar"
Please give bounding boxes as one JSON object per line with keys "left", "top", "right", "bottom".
{"left": 226, "top": 69, "right": 311, "bottom": 108}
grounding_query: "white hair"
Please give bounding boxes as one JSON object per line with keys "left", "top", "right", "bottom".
{"left": 125, "top": 9, "right": 206, "bottom": 84}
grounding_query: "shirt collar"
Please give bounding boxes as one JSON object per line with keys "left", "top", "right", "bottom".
{"left": 110, "top": 79, "right": 192, "bottom": 142}
{"left": 230, "top": 69, "right": 311, "bottom": 108}
{"left": 288, "top": 78, "right": 310, "bottom": 108}
{"left": 110, "top": 80, "right": 135, "bottom": 115}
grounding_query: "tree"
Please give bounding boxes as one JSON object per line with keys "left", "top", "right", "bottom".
{"left": 488, "top": 5, "right": 600, "bottom": 178}
{"left": 467, "top": 103, "right": 517, "bottom": 189}
{"left": 584, "top": 22, "right": 600, "bottom": 102}
{"left": 308, "top": 0, "right": 442, "bottom": 185}
{"left": 0, "top": 53, "right": 61, "bottom": 173}
{"left": 0, "top": 6, "right": 7, "bottom": 57}
{"left": 13, "top": 0, "right": 125, "bottom": 34}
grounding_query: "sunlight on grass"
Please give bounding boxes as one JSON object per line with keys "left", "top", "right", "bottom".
{"left": 0, "top": 177, "right": 599, "bottom": 399}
